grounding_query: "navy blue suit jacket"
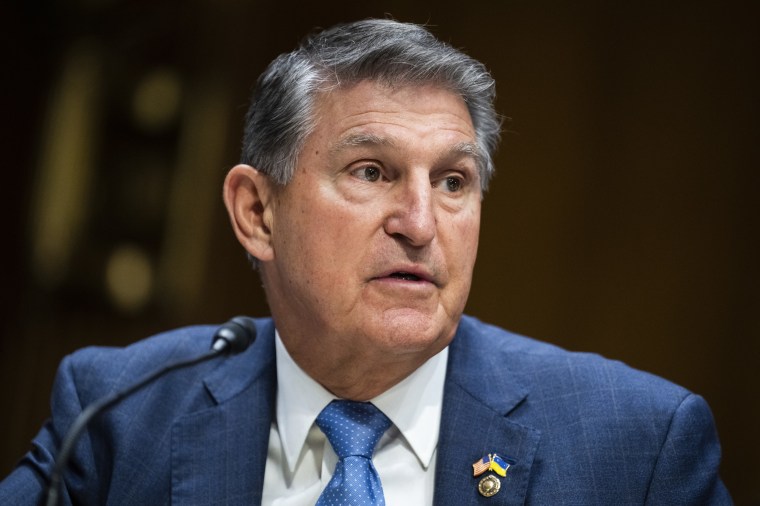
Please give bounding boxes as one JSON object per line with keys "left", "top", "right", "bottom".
{"left": 1, "top": 316, "right": 731, "bottom": 504}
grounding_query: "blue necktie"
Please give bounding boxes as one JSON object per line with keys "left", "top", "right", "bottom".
{"left": 316, "top": 400, "right": 392, "bottom": 506}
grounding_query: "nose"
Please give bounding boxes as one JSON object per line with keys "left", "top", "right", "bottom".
{"left": 383, "top": 174, "right": 436, "bottom": 247}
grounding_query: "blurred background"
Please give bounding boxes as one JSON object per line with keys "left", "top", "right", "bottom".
{"left": 1, "top": 0, "right": 757, "bottom": 502}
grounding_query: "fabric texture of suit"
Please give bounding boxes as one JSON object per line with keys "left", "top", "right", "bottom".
{"left": 0, "top": 315, "right": 731, "bottom": 505}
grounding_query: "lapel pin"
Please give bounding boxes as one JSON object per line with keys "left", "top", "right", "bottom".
{"left": 472, "top": 453, "right": 514, "bottom": 498}
{"left": 478, "top": 475, "right": 501, "bottom": 497}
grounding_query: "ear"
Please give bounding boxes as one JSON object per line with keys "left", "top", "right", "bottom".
{"left": 222, "top": 164, "right": 276, "bottom": 262}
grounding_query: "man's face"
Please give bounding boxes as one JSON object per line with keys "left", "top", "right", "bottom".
{"left": 261, "top": 80, "right": 482, "bottom": 372}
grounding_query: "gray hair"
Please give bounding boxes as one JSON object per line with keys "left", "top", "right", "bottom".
{"left": 240, "top": 19, "right": 502, "bottom": 191}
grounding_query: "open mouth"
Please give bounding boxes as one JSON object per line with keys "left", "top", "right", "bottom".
{"left": 388, "top": 272, "right": 422, "bottom": 281}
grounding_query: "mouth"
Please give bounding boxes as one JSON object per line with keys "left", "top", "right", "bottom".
{"left": 372, "top": 267, "right": 437, "bottom": 286}
{"left": 388, "top": 271, "right": 423, "bottom": 281}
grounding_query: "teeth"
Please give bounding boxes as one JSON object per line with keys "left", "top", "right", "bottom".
{"left": 391, "top": 272, "right": 420, "bottom": 281}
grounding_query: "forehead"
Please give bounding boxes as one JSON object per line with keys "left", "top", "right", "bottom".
{"left": 308, "top": 81, "right": 477, "bottom": 148}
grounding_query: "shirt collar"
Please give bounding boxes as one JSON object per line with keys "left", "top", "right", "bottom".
{"left": 371, "top": 345, "right": 448, "bottom": 469}
{"left": 275, "top": 329, "right": 448, "bottom": 473}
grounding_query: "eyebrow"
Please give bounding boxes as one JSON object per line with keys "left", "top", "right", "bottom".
{"left": 448, "top": 141, "right": 486, "bottom": 171}
{"left": 329, "top": 133, "right": 485, "bottom": 170}
{"left": 328, "top": 133, "right": 396, "bottom": 155}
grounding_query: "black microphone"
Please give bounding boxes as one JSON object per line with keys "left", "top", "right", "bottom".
{"left": 44, "top": 317, "right": 257, "bottom": 506}
{"left": 211, "top": 315, "right": 257, "bottom": 353}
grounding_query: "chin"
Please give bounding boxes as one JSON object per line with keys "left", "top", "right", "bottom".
{"left": 368, "top": 308, "right": 458, "bottom": 353}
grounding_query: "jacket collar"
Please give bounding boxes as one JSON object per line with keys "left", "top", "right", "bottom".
{"left": 434, "top": 316, "right": 541, "bottom": 505}
{"left": 171, "top": 318, "right": 277, "bottom": 505}
{"left": 168, "top": 316, "right": 541, "bottom": 504}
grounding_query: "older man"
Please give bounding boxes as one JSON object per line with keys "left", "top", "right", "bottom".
{"left": 1, "top": 19, "right": 730, "bottom": 505}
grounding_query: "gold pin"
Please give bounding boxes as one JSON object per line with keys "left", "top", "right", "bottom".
{"left": 478, "top": 474, "right": 501, "bottom": 497}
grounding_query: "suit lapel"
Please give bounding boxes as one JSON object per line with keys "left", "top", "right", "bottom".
{"left": 168, "top": 316, "right": 540, "bottom": 504}
{"left": 434, "top": 317, "right": 541, "bottom": 505}
{"left": 171, "top": 319, "right": 277, "bottom": 505}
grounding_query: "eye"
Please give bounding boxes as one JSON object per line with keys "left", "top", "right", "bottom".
{"left": 445, "top": 176, "right": 462, "bottom": 193}
{"left": 352, "top": 165, "right": 382, "bottom": 182}
{"left": 436, "top": 175, "right": 465, "bottom": 193}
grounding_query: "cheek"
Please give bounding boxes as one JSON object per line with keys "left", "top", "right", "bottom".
{"left": 279, "top": 196, "right": 376, "bottom": 280}
{"left": 447, "top": 211, "right": 481, "bottom": 265}
{"left": 439, "top": 214, "right": 480, "bottom": 306}
{"left": 311, "top": 207, "right": 370, "bottom": 263}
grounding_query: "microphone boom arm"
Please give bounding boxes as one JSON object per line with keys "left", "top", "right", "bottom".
{"left": 45, "top": 348, "right": 221, "bottom": 506}
{"left": 45, "top": 316, "right": 257, "bottom": 506}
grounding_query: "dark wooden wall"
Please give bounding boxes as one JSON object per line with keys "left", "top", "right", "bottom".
{"left": 2, "top": 1, "right": 757, "bottom": 502}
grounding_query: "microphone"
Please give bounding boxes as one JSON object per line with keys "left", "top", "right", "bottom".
{"left": 212, "top": 315, "right": 257, "bottom": 353}
{"left": 45, "top": 317, "right": 257, "bottom": 506}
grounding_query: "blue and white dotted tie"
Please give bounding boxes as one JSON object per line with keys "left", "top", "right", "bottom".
{"left": 316, "top": 400, "right": 392, "bottom": 506}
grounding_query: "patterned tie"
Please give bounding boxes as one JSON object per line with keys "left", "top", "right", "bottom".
{"left": 315, "top": 400, "right": 392, "bottom": 506}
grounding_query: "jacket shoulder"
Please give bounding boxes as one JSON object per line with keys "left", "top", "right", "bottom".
{"left": 66, "top": 317, "right": 268, "bottom": 389}
{"left": 33, "top": 318, "right": 274, "bottom": 505}
{"left": 454, "top": 316, "right": 730, "bottom": 504}
{"left": 458, "top": 314, "right": 691, "bottom": 405}
{"left": 61, "top": 324, "right": 218, "bottom": 401}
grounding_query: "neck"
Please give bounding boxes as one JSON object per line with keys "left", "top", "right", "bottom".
{"left": 309, "top": 354, "right": 431, "bottom": 401}
{"left": 281, "top": 332, "right": 448, "bottom": 401}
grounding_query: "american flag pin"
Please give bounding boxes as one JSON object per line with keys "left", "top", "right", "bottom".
{"left": 472, "top": 453, "right": 512, "bottom": 477}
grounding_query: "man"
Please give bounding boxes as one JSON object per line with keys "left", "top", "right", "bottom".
{"left": 1, "top": 19, "right": 730, "bottom": 505}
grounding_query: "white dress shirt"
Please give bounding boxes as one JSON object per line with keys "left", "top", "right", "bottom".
{"left": 262, "top": 330, "right": 449, "bottom": 505}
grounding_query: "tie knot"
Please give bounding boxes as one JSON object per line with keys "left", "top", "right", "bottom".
{"left": 316, "top": 400, "right": 392, "bottom": 459}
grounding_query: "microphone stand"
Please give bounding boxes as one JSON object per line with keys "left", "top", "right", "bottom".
{"left": 45, "top": 317, "right": 256, "bottom": 506}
